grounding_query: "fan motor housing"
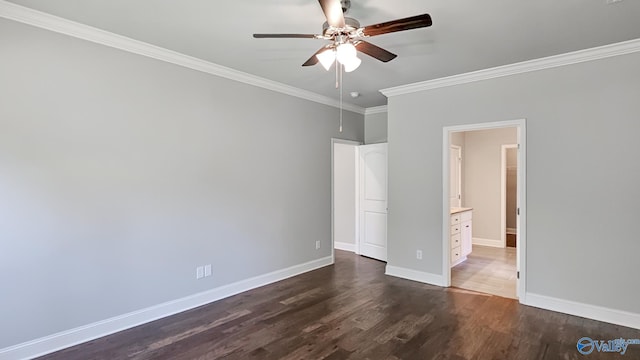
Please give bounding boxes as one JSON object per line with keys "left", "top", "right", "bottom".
{"left": 322, "top": 17, "right": 361, "bottom": 36}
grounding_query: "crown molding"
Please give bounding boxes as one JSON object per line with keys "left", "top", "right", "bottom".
{"left": 381, "top": 38, "right": 640, "bottom": 97}
{"left": 364, "top": 105, "right": 388, "bottom": 115}
{"left": 0, "top": 0, "right": 366, "bottom": 115}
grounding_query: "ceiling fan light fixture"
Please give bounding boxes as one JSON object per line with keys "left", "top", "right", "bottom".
{"left": 336, "top": 42, "right": 357, "bottom": 65}
{"left": 316, "top": 48, "right": 336, "bottom": 71}
{"left": 343, "top": 56, "right": 361, "bottom": 72}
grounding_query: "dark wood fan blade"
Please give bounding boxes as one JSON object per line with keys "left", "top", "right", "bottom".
{"left": 253, "top": 34, "right": 317, "bottom": 39}
{"left": 355, "top": 41, "right": 397, "bottom": 62}
{"left": 302, "top": 46, "right": 331, "bottom": 66}
{"left": 362, "top": 13, "right": 432, "bottom": 37}
{"left": 318, "top": 0, "right": 345, "bottom": 28}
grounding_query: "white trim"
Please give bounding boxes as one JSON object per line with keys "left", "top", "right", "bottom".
{"left": 331, "top": 138, "right": 361, "bottom": 263}
{"left": 442, "top": 129, "right": 451, "bottom": 286}
{"left": 0, "top": 256, "right": 333, "bottom": 360}
{"left": 445, "top": 119, "right": 526, "bottom": 133}
{"left": 525, "top": 293, "right": 640, "bottom": 330}
{"left": 381, "top": 38, "right": 640, "bottom": 97}
{"left": 442, "top": 119, "right": 526, "bottom": 303}
{"left": 501, "top": 144, "right": 518, "bottom": 248}
{"left": 516, "top": 123, "right": 527, "bottom": 300}
{"left": 506, "top": 228, "right": 517, "bottom": 235}
{"left": 472, "top": 237, "right": 503, "bottom": 248}
{"left": 364, "top": 105, "right": 388, "bottom": 115}
{"left": 334, "top": 242, "right": 356, "bottom": 253}
{"left": 0, "top": 1, "right": 365, "bottom": 115}
{"left": 385, "top": 265, "right": 445, "bottom": 287}
{"left": 354, "top": 145, "right": 360, "bottom": 255}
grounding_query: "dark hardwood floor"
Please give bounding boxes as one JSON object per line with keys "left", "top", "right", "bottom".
{"left": 38, "top": 251, "right": 639, "bottom": 360}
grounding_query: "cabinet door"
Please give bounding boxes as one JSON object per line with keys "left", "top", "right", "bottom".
{"left": 461, "top": 220, "right": 472, "bottom": 256}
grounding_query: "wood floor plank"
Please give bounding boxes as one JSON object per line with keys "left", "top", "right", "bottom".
{"left": 36, "top": 251, "right": 640, "bottom": 360}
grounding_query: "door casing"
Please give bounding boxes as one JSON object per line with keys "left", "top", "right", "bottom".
{"left": 442, "top": 119, "right": 527, "bottom": 302}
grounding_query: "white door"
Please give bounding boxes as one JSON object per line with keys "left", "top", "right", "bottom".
{"left": 358, "top": 143, "right": 388, "bottom": 261}
{"left": 450, "top": 146, "right": 462, "bottom": 208}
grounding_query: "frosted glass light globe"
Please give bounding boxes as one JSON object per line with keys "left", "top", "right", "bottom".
{"left": 336, "top": 43, "right": 357, "bottom": 65}
{"left": 343, "top": 56, "right": 361, "bottom": 72}
{"left": 316, "top": 48, "right": 336, "bottom": 71}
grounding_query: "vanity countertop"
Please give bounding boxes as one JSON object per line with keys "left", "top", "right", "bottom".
{"left": 450, "top": 207, "right": 473, "bottom": 215}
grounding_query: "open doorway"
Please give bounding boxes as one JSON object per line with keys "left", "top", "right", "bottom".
{"left": 502, "top": 145, "right": 518, "bottom": 248}
{"left": 331, "top": 139, "right": 360, "bottom": 261}
{"left": 442, "top": 120, "right": 526, "bottom": 302}
{"left": 331, "top": 139, "right": 388, "bottom": 263}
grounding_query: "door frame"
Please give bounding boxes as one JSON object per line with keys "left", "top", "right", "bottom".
{"left": 501, "top": 144, "right": 518, "bottom": 248}
{"left": 331, "top": 138, "right": 361, "bottom": 264}
{"left": 442, "top": 119, "right": 527, "bottom": 303}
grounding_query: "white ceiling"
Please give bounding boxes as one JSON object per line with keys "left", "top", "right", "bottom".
{"left": 6, "top": 0, "right": 640, "bottom": 108}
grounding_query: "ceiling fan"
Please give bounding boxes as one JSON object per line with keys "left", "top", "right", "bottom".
{"left": 253, "top": 0, "right": 432, "bottom": 72}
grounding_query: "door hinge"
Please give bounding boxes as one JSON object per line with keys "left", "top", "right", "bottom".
{"left": 517, "top": 208, "right": 520, "bottom": 215}
{"left": 517, "top": 144, "right": 521, "bottom": 149}
{"left": 458, "top": 194, "right": 461, "bottom": 200}
{"left": 517, "top": 271, "right": 520, "bottom": 279}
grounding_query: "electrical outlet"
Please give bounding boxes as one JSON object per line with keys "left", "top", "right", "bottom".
{"left": 315, "top": 240, "right": 321, "bottom": 250}
{"left": 204, "top": 264, "right": 212, "bottom": 277}
{"left": 196, "top": 266, "right": 204, "bottom": 279}
{"left": 416, "top": 250, "right": 423, "bottom": 260}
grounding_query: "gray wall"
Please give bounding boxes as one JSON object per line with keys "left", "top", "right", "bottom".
{"left": 0, "top": 19, "right": 364, "bottom": 349}
{"left": 464, "top": 128, "right": 516, "bottom": 243}
{"left": 364, "top": 111, "right": 388, "bottom": 144}
{"left": 387, "top": 51, "right": 640, "bottom": 314}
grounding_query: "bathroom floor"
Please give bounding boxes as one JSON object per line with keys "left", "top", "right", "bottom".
{"left": 451, "top": 245, "right": 517, "bottom": 299}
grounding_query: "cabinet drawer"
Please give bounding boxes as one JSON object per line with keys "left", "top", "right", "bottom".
{"left": 451, "top": 246, "right": 462, "bottom": 263}
{"left": 451, "top": 233, "right": 461, "bottom": 248}
{"left": 450, "top": 214, "right": 461, "bottom": 225}
{"left": 451, "top": 224, "right": 461, "bottom": 235}
{"left": 461, "top": 210, "right": 472, "bottom": 222}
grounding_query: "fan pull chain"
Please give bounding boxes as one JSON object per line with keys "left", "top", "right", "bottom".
{"left": 335, "top": 58, "right": 339, "bottom": 89}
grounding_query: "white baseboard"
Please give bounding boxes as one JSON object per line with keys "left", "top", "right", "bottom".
{"left": 385, "top": 265, "right": 445, "bottom": 287}
{"left": 506, "top": 228, "right": 517, "bottom": 235}
{"left": 334, "top": 241, "right": 356, "bottom": 253}
{"left": 473, "top": 237, "right": 503, "bottom": 248}
{"left": 0, "top": 256, "right": 333, "bottom": 360}
{"left": 525, "top": 293, "right": 640, "bottom": 330}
